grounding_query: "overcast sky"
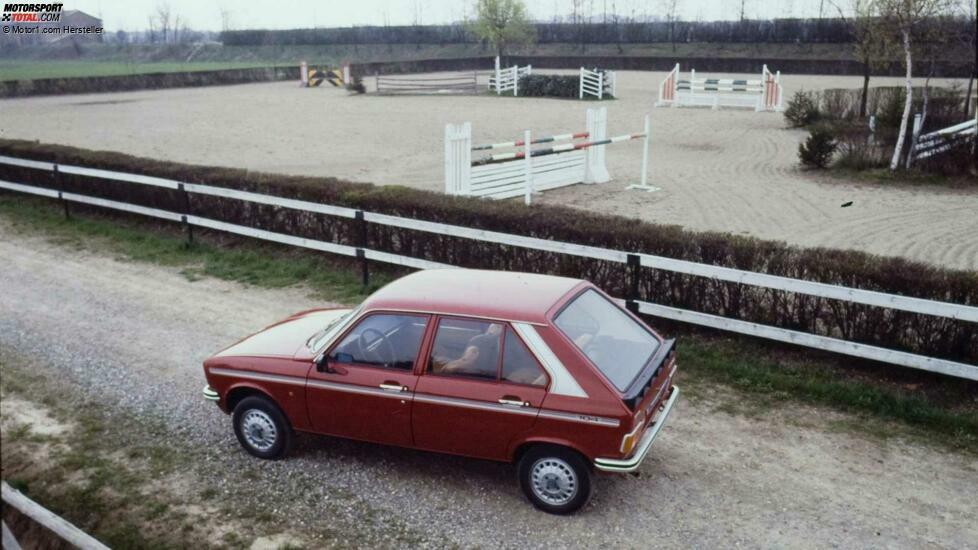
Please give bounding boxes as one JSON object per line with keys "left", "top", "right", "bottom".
{"left": 69, "top": 0, "right": 852, "bottom": 33}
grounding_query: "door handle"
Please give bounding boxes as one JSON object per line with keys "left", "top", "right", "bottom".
{"left": 379, "top": 382, "right": 408, "bottom": 392}
{"left": 498, "top": 398, "right": 530, "bottom": 407}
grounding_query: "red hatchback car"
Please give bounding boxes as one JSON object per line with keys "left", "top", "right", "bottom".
{"left": 202, "top": 270, "right": 679, "bottom": 514}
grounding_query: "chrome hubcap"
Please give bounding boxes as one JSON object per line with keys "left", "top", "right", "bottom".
{"left": 241, "top": 409, "right": 277, "bottom": 452}
{"left": 530, "top": 457, "right": 578, "bottom": 505}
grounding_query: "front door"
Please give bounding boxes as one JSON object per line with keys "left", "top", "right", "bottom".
{"left": 306, "top": 312, "right": 430, "bottom": 447}
{"left": 412, "top": 317, "right": 549, "bottom": 460}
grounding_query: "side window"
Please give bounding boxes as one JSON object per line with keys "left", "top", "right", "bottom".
{"left": 329, "top": 314, "right": 428, "bottom": 371}
{"left": 429, "top": 318, "right": 502, "bottom": 381}
{"left": 501, "top": 328, "right": 548, "bottom": 387}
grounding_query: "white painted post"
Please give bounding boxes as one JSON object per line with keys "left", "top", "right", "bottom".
{"left": 523, "top": 130, "right": 533, "bottom": 205}
{"left": 514, "top": 66, "right": 519, "bottom": 96}
{"left": 584, "top": 107, "right": 610, "bottom": 183}
{"left": 300, "top": 61, "right": 308, "bottom": 87}
{"left": 598, "top": 71, "right": 604, "bottom": 100}
{"left": 495, "top": 56, "right": 501, "bottom": 95}
{"left": 640, "top": 114, "right": 650, "bottom": 188}
{"left": 610, "top": 71, "right": 616, "bottom": 98}
{"left": 342, "top": 65, "right": 351, "bottom": 85}
{"left": 579, "top": 67, "right": 585, "bottom": 99}
{"left": 775, "top": 70, "right": 782, "bottom": 110}
{"left": 444, "top": 122, "right": 472, "bottom": 196}
{"left": 868, "top": 115, "right": 877, "bottom": 145}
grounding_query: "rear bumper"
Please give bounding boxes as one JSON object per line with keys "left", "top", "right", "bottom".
{"left": 593, "top": 385, "right": 679, "bottom": 473}
{"left": 202, "top": 385, "right": 220, "bottom": 402}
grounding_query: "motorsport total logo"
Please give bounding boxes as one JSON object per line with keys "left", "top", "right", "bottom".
{"left": 2, "top": 3, "right": 63, "bottom": 22}
{"left": 2, "top": 3, "right": 103, "bottom": 36}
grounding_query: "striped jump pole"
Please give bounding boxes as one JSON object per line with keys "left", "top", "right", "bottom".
{"left": 471, "top": 132, "right": 589, "bottom": 152}
{"left": 472, "top": 130, "right": 646, "bottom": 166}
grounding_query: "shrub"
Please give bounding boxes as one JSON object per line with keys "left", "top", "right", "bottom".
{"left": 516, "top": 72, "right": 613, "bottom": 99}
{"left": 517, "top": 74, "right": 580, "bottom": 98}
{"left": 784, "top": 91, "right": 821, "bottom": 127}
{"left": 798, "top": 126, "right": 838, "bottom": 168}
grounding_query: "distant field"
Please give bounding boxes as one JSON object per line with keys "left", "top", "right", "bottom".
{"left": 0, "top": 60, "right": 292, "bottom": 81}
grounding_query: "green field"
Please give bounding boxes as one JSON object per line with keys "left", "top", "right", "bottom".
{"left": 0, "top": 60, "right": 293, "bottom": 81}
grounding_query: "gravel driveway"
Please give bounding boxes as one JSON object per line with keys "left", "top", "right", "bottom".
{"left": 1, "top": 222, "right": 976, "bottom": 549}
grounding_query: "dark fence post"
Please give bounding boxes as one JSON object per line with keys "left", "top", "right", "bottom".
{"left": 356, "top": 210, "right": 369, "bottom": 287}
{"left": 53, "top": 164, "right": 69, "bottom": 219}
{"left": 178, "top": 183, "right": 194, "bottom": 247}
{"left": 626, "top": 253, "right": 640, "bottom": 314}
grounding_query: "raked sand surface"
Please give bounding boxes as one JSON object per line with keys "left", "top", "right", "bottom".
{"left": 1, "top": 70, "right": 975, "bottom": 270}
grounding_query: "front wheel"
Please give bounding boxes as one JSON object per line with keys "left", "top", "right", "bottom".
{"left": 518, "top": 445, "right": 592, "bottom": 514}
{"left": 232, "top": 396, "right": 293, "bottom": 460}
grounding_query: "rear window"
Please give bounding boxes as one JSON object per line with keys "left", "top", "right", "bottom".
{"left": 554, "top": 289, "right": 660, "bottom": 391}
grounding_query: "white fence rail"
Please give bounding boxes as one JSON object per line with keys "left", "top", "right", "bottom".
{"left": 1, "top": 154, "right": 976, "bottom": 380}
{"left": 908, "top": 116, "right": 977, "bottom": 166}
{"left": 2, "top": 481, "right": 110, "bottom": 550}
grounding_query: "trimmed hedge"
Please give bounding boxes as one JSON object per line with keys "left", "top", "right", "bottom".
{"left": 0, "top": 139, "right": 975, "bottom": 367}
{"left": 517, "top": 74, "right": 582, "bottom": 99}
{"left": 0, "top": 66, "right": 299, "bottom": 98}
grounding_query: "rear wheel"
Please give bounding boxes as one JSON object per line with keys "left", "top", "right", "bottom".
{"left": 518, "top": 445, "right": 592, "bottom": 514}
{"left": 232, "top": 396, "right": 293, "bottom": 460}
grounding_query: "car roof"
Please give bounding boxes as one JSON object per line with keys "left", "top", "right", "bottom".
{"left": 361, "top": 269, "right": 586, "bottom": 324}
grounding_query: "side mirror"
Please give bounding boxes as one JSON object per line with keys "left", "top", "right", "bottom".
{"left": 314, "top": 353, "right": 332, "bottom": 373}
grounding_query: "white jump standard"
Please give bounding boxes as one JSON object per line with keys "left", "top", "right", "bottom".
{"left": 445, "top": 107, "right": 651, "bottom": 204}
{"left": 489, "top": 56, "right": 532, "bottom": 96}
{"left": 655, "top": 63, "right": 783, "bottom": 112}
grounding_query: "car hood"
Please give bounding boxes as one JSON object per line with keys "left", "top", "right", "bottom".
{"left": 213, "top": 308, "right": 350, "bottom": 359}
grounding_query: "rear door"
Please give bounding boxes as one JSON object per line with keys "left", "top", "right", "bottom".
{"left": 306, "top": 312, "right": 430, "bottom": 447}
{"left": 412, "top": 317, "right": 549, "bottom": 460}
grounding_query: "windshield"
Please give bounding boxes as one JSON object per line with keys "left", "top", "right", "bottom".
{"left": 307, "top": 306, "right": 361, "bottom": 351}
{"left": 554, "top": 289, "right": 660, "bottom": 391}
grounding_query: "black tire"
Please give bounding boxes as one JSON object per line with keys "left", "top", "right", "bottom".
{"left": 232, "top": 395, "right": 293, "bottom": 460}
{"left": 517, "top": 445, "right": 592, "bottom": 515}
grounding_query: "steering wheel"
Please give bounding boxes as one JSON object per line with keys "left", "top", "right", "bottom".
{"left": 357, "top": 328, "right": 396, "bottom": 365}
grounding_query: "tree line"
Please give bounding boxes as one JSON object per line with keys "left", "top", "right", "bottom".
{"left": 219, "top": 17, "right": 972, "bottom": 47}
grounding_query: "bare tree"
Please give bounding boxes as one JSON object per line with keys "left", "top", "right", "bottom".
{"left": 146, "top": 14, "right": 159, "bottom": 44}
{"left": 219, "top": 6, "right": 233, "bottom": 33}
{"left": 661, "top": 0, "right": 681, "bottom": 52}
{"left": 831, "top": 0, "right": 893, "bottom": 118}
{"left": 155, "top": 3, "right": 172, "bottom": 44}
{"left": 876, "top": 0, "right": 955, "bottom": 170}
{"left": 958, "top": 0, "right": 976, "bottom": 116}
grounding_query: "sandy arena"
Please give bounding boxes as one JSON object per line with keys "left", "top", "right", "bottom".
{"left": 1, "top": 70, "right": 975, "bottom": 270}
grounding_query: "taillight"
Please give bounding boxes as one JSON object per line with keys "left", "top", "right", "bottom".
{"left": 620, "top": 420, "right": 644, "bottom": 455}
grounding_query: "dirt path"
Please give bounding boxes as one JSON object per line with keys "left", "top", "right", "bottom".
{"left": 1, "top": 222, "right": 976, "bottom": 549}
{"left": 1, "top": 72, "right": 975, "bottom": 270}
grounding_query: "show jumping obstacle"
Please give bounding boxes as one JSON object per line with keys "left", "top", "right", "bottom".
{"left": 375, "top": 72, "right": 480, "bottom": 95}
{"left": 300, "top": 62, "right": 350, "bottom": 88}
{"left": 445, "top": 107, "right": 651, "bottom": 204}
{"left": 655, "top": 63, "right": 783, "bottom": 111}
{"left": 489, "top": 56, "right": 532, "bottom": 96}
{"left": 580, "top": 67, "right": 616, "bottom": 99}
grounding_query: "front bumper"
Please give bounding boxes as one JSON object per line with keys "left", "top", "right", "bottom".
{"left": 593, "top": 385, "right": 680, "bottom": 473}
{"left": 202, "top": 385, "right": 220, "bottom": 401}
